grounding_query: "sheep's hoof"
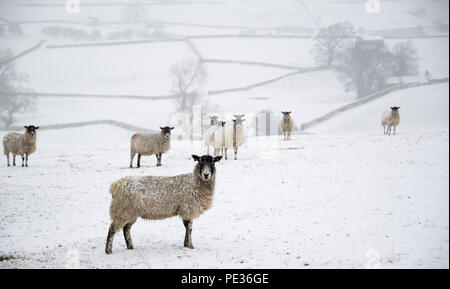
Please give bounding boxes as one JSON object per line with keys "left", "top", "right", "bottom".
{"left": 7, "top": 164, "right": 10, "bottom": 167}
{"left": 25, "top": 165, "right": 28, "bottom": 167}
{"left": 126, "top": 245, "right": 134, "bottom": 250}
{"left": 184, "top": 244, "right": 194, "bottom": 249}
{"left": 157, "top": 164, "right": 161, "bottom": 167}
{"left": 21, "top": 164, "right": 24, "bottom": 167}
{"left": 105, "top": 248, "right": 112, "bottom": 254}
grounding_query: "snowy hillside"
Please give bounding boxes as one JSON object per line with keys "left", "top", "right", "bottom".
{"left": 309, "top": 83, "right": 449, "bottom": 134}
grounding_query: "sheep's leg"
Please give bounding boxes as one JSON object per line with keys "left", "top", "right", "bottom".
{"left": 156, "top": 153, "right": 161, "bottom": 167}
{"left": 158, "top": 153, "right": 162, "bottom": 166}
{"left": 393, "top": 126, "right": 396, "bottom": 135}
{"left": 224, "top": 148, "right": 228, "bottom": 160}
{"left": 183, "top": 219, "right": 194, "bottom": 249}
{"left": 105, "top": 223, "right": 119, "bottom": 254}
{"left": 288, "top": 133, "right": 291, "bottom": 140}
{"left": 234, "top": 146, "right": 238, "bottom": 160}
{"left": 123, "top": 221, "right": 136, "bottom": 250}
{"left": 130, "top": 151, "right": 135, "bottom": 168}
{"left": 21, "top": 154, "right": 24, "bottom": 167}
{"left": 6, "top": 152, "right": 10, "bottom": 167}
{"left": 25, "top": 153, "right": 28, "bottom": 167}
{"left": 12, "top": 154, "right": 16, "bottom": 166}
{"left": 137, "top": 154, "right": 141, "bottom": 168}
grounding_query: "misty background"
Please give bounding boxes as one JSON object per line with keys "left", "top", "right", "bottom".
{"left": 0, "top": 0, "right": 448, "bottom": 135}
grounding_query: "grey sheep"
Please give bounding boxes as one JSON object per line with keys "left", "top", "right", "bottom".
{"left": 105, "top": 154, "right": 222, "bottom": 254}
{"left": 130, "top": 126, "right": 174, "bottom": 168}
{"left": 3, "top": 125, "right": 39, "bottom": 167}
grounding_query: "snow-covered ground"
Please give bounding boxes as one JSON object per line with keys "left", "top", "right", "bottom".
{"left": 0, "top": 0, "right": 448, "bottom": 269}
{"left": 0, "top": 123, "right": 448, "bottom": 268}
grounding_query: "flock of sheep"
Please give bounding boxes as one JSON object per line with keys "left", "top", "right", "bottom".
{"left": 2, "top": 108, "right": 400, "bottom": 254}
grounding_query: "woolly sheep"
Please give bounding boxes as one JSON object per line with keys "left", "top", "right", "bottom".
{"left": 130, "top": 126, "right": 174, "bottom": 168}
{"left": 381, "top": 107, "right": 400, "bottom": 135}
{"left": 3, "top": 125, "right": 39, "bottom": 167}
{"left": 203, "top": 116, "right": 219, "bottom": 155}
{"left": 280, "top": 111, "right": 294, "bottom": 141}
{"left": 212, "top": 115, "right": 245, "bottom": 160}
{"left": 105, "top": 154, "right": 222, "bottom": 254}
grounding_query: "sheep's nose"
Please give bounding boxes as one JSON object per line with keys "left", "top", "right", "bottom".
{"left": 203, "top": 173, "right": 210, "bottom": 179}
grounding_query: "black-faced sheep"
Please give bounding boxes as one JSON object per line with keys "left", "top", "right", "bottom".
{"left": 382, "top": 107, "right": 400, "bottom": 135}
{"left": 3, "top": 125, "right": 39, "bottom": 167}
{"left": 130, "top": 126, "right": 174, "bottom": 168}
{"left": 105, "top": 154, "right": 222, "bottom": 254}
{"left": 280, "top": 111, "right": 294, "bottom": 141}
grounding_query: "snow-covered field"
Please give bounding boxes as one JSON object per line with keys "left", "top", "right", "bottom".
{"left": 0, "top": 123, "right": 448, "bottom": 268}
{"left": 0, "top": 0, "right": 448, "bottom": 269}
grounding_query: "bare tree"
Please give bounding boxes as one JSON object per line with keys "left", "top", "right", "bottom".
{"left": 170, "top": 59, "right": 207, "bottom": 140}
{"left": 0, "top": 49, "right": 34, "bottom": 129}
{"left": 171, "top": 59, "right": 206, "bottom": 113}
{"left": 390, "top": 41, "right": 418, "bottom": 78}
{"left": 335, "top": 39, "right": 393, "bottom": 99}
{"left": 312, "top": 22, "right": 355, "bottom": 67}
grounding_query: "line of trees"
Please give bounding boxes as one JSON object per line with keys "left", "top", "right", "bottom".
{"left": 312, "top": 22, "right": 419, "bottom": 99}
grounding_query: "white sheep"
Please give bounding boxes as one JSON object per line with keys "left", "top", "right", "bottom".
{"left": 3, "top": 125, "right": 39, "bottom": 167}
{"left": 130, "top": 126, "right": 174, "bottom": 168}
{"left": 381, "top": 107, "right": 400, "bottom": 135}
{"left": 105, "top": 154, "right": 222, "bottom": 254}
{"left": 212, "top": 115, "right": 245, "bottom": 160}
{"left": 203, "top": 115, "right": 219, "bottom": 155}
{"left": 280, "top": 111, "right": 294, "bottom": 140}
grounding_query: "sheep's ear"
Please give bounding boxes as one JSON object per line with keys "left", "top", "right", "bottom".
{"left": 214, "top": 156, "right": 222, "bottom": 163}
{"left": 24, "top": 126, "right": 28, "bottom": 129}
{"left": 160, "top": 127, "right": 164, "bottom": 130}
{"left": 170, "top": 127, "right": 175, "bottom": 130}
{"left": 192, "top": 155, "right": 200, "bottom": 162}
{"left": 35, "top": 127, "right": 40, "bottom": 130}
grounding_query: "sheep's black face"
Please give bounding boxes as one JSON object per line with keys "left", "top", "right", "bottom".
{"left": 160, "top": 126, "right": 174, "bottom": 140}
{"left": 192, "top": 155, "right": 222, "bottom": 181}
{"left": 390, "top": 107, "right": 400, "bottom": 115}
{"left": 24, "top": 125, "right": 39, "bottom": 136}
{"left": 282, "top": 111, "right": 292, "bottom": 119}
